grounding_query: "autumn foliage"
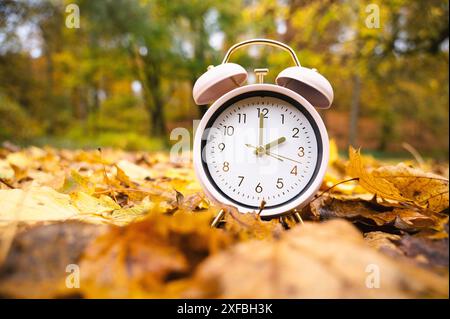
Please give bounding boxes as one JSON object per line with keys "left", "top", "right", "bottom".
{"left": 0, "top": 142, "right": 448, "bottom": 298}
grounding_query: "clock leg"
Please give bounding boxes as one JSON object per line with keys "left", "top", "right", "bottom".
{"left": 279, "top": 210, "right": 304, "bottom": 229}
{"left": 210, "top": 209, "right": 225, "bottom": 228}
{"left": 292, "top": 210, "right": 304, "bottom": 225}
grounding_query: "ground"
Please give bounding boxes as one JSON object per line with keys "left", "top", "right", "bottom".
{"left": 0, "top": 142, "right": 448, "bottom": 298}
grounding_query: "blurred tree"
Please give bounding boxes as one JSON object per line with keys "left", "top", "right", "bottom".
{"left": 0, "top": 0, "right": 447, "bottom": 155}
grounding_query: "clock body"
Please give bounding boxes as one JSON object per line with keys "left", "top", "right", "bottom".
{"left": 193, "top": 84, "right": 329, "bottom": 217}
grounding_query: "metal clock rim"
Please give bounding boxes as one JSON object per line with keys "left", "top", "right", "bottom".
{"left": 221, "top": 38, "right": 301, "bottom": 67}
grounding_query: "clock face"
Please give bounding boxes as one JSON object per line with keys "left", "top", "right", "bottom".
{"left": 200, "top": 91, "right": 323, "bottom": 210}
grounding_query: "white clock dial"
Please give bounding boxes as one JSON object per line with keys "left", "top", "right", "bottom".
{"left": 201, "top": 93, "right": 321, "bottom": 210}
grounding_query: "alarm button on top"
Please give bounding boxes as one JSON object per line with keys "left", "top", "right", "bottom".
{"left": 193, "top": 63, "right": 248, "bottom": 105}
{"left": 276, "top": 66, "right": 333, "bottom": 109}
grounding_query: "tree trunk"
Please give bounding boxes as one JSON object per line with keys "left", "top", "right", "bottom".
{"left": 149, "top": 90, "right": 166, "bottom": 137}
{"left": 349, "top": 75, "right": 360, "bottom": 147}
{"left": 146, "top": 64, "right": 166, "bottom": 137}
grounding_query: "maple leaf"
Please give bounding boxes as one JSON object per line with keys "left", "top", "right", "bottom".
{"left": 0, "top": 186, "right": 79, "bottom": 222}
{"left": 347, "top": 147, "right": 408, "bottom": 201}
{"left": 372, "top": 163, "right": 449, "bottom": 213}
{"left": 347, "top": 147, "right": 449, "bottom": 213}
{"left": 116, "top": 159, "right": 152, "bottom": 181}
{"left": 70, "top": 191, "right": 121, "bottom": 215}
{"left": 69, "top": 170, "right": 96, "bottom": 194}
{"left": 310, "top": 195, "right": 448, "bottom": 235}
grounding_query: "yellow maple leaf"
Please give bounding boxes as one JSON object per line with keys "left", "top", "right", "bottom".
{"left": 70, "top": 191, "right": 120, "bottom": 215}
{"left": 347, "top": 147, "right": 408, "bottom": 201}
{"left": 373, "top": 163, "right": 449, "bottom": 213}
{"left": 0, "top": 186, "right": 79, "bottom": 222}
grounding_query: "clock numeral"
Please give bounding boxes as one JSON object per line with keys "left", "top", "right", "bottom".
{"left": 298, "top": 146, "right": 305, "bottom": 157}
{"left": 255, "top": 182, "right": 263, "bottom": 193}
{"left": 290, "top": 165, "right": 298, "bottom": 176}
{"left": 281, "top": 114, "right": 285, "bottom": 124}
{"left": 292, "top": 127, "right": 300, "bottom": 138}
{"left": 238, "top": 175, "right": 244, "bottom": 186}
{"left": 223, "top": 126, "right": 234, "bottom": 136}
{"left": 218, "top": 143, "right": 225, "bottom": 151}
{"left": 222, "top": 161, "right": 230, "bottom": 172}
{"left": 276, "top": 178, "right": 284, "bottom": 189}
{"left": 257, "top": 108, "right": 269, "bottom": 118}
{"left": 237, "top": 113, "right": 247, "bottom": 123}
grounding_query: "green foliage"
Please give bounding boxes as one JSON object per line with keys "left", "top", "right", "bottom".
{"left": 0, "top": 92, "right": 42, "bottom": 140}
{"left": 95, "top": 95, "right": 149, "bottom": 134}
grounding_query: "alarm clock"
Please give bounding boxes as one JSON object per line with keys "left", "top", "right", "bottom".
{"left": 192, "top": 39, "right": 333, "bottom": 218}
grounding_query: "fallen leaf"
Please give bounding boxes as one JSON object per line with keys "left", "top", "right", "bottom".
{"left": 373, "top": 163, "right": 449, "bottom": 213}
{"left": 309, "top": 195, "right": 448, "bottom": 235}
{"left": 396, "top": 234, "right": 449, "bottom": 268}
{"left": 0, "top": 221, "right": 105, "bottom": 298}
{"left": 0, "top": 160, "right": 14, "bottom": 180}
{"left": 70, "top": 191, "right": 120, "bottom": 215}
{"left": 79, "top": 212, "right": 231, "bottom": 298}
{"left": 187, "top": 220, "right": 448, "bottom": 298}
{"left": 347, "top": 147, "right": 408, "bottom": 201}
{"left": 116, "top": 159, "right": 152, "bottom": 181}
{"left": 0, "top": 186, "right": 79, "bottom": 222}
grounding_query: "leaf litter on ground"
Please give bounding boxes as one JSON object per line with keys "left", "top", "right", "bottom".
{"left": 0, "top": 142, "right": 448, "bottom": 298}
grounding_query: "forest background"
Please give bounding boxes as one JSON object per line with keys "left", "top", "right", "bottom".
{"left": 0, "top": 0, "right": 448, "bottom": 159}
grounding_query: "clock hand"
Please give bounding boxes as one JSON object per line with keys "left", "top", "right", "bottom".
{"left": 246, "top": 144, "right": 300, "bottom": 164}
{"left": 258, "top": 112, "right": 264, "bottom": 149}
{"left": 245, "top": 144, "right": 284, "bottom": 162}
{"left": 265, "top": 151, "right": 302, "bottom": 164}
{"left": 264, "top": 137, "right": 286, "bottom": 151}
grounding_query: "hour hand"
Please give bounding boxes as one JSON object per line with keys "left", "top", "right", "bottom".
{"left": 264, "top": 137, "right": 286, "bottom": 151}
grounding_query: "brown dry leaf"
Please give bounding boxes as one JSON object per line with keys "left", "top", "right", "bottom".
{"left": 187, "top": 220, "right": 448, "bottom": 298}
{"left": 373, "top": 163, "right": 449, "bottom": 213}
{"left": 364, "top": 231, "right": 402, "bottom": 255}
{"left": 0, "top": 221, "right": 106, "bottom": 298}
{"left": 310, "top": 195, "right": 448, "bottom": 235}
{"left": 79, "top": 211, "right": 231, "bottom": 298}
{"left": 80, "top": 222, "right": 189, "bottom": 298}
{"left": 222, "top": 207, "right": 283, "bottom": 241}
{"left": 347, "top": 147, "right": 408, "bottom": 201}
{"left": 395, "top": 234, "right": 449, "bottom": 269}
{"left": 364, "top": 231, "right": 449, "bottom": 271}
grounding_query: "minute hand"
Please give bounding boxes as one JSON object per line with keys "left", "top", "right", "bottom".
{"left": 258, "top": 113, "right": 264, "bottom": 147}
{"left": 266, "top": 151, "right": 302, "bottom": 164}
